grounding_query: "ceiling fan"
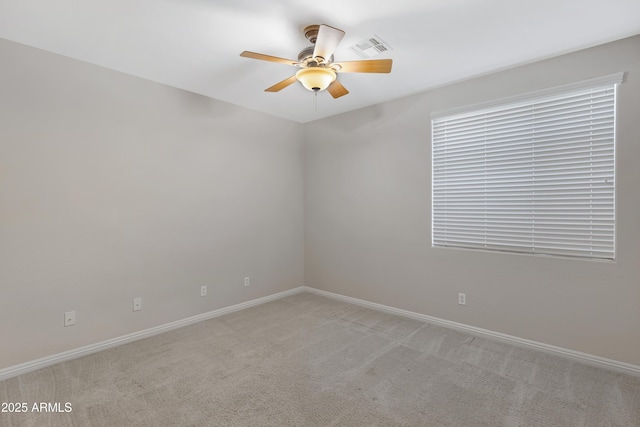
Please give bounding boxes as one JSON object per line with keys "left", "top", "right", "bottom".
{"left": 240, "top": 24, "right": 392, "bottom": 98}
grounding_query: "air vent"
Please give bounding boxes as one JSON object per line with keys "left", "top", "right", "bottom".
{"left": 349, "top": 35, "right": 392, "bottom": 58}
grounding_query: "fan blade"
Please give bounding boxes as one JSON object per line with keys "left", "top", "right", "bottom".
{"left": 327, "top": 80, "right": 349, "bottom": 99}
{"left": 240, "top": 51, "right": 300, "bottom": 66}
{"left": 265, "top": 75, "right": 298, "bottom": 92}
{"left": 334, "top": 59, "right": 393, "bottom": 73}
{"left": 313, "top": 25, "right": 345, "bottom": 62}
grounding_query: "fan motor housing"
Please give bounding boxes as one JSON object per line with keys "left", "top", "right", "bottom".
{"left": 297, "top": 46, "right": 315, "bottom": 63}
{"left": 298, "top": 46, "right": 333, "bottom": 66}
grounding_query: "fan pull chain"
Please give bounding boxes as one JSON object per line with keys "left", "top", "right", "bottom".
{"left": 314, "top": 91, "right": 318, "bottom": 112}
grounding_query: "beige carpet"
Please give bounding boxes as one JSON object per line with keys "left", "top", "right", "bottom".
{"left": 1, "top": 292, "right": 639, "bottom": 426}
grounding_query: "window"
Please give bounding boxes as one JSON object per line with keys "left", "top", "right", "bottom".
{"left": 432, "top": 73, "right": 623, "bottom": 260}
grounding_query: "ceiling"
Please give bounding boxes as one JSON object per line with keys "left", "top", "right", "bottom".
{"left": 1, "top": 0, "right": 639, "bottom": 123}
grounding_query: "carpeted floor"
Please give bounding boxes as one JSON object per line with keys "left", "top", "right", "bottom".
{"left": 1, "top": 292, "right": 639, "bottom": 426}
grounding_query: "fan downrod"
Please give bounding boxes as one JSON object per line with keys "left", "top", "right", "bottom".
{"left": 299, "top": 25, "right": 334, "bottom": 66}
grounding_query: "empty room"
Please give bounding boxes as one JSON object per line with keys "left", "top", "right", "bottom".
{"left": 1, "top": 0, "right": 639, "bottom": 425}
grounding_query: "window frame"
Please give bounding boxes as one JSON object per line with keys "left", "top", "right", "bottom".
{"left": 431, "top": 73, "right": 623, "bottom": 261}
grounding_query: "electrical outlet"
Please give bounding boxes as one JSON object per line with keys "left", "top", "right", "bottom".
{"left": 133, "top": 297, "right": 142, "bottom": 311}
{"left": 200, "top": 285, "right": 207, "bottom": 297}
{"left": 64, "top": 311, "right": 76, "bottom": 327}
{"left": 244, "top": 276, "right": 250, "bottom": 287}
{"left": 458, "top": 293, "right": 466, "bottom": 306}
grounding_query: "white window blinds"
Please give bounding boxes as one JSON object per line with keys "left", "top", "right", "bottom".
{"left": 432, "top": 74, "right": 622, "bottom": 260}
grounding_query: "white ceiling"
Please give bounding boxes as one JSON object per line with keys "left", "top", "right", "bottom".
{"left": 1, "top": 0, "right": 639, "bottom": 123}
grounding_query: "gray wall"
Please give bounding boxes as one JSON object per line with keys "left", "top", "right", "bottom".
{"left": 304, "top": 35, "right": 640, "bottom": 366}
{"left": 2, "top": 34, "right": 639, "bottom": 370}
{"left": 0, "top": 39, "right": 304, "bottom": 369}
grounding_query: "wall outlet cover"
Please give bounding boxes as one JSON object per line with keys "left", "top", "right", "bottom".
{"left": 64, "top": 311, "right": 76, "bottom": 327}
{"left": 458, "top": 293, "right": 466, "bottom": 306}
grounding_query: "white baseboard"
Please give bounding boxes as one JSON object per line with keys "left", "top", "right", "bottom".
{"left": 3, "top": 285, "right": 638, "bottom": 381}
{"left": 0, "top": 287, "right": 306, "bottom": 381}
{"left": 302, "top": 286, "right": 640, "bottom": 377}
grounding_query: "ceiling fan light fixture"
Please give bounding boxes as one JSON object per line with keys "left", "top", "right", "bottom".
{"left": 295, "top": 67, "right": 336, "bottom": 92}
{"left": 240, "top": 24, "right": 392, "bottom": 99}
